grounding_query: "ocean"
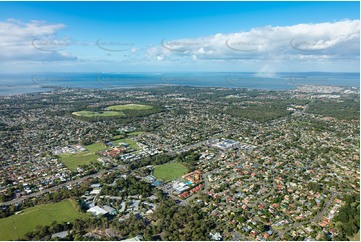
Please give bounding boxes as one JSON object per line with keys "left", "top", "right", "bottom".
{"left": 0, "top": 72, "right": 359, "bottom": 96}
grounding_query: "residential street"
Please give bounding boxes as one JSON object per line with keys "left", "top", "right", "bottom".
{"left": 275, "top": 193, "right": 337, "bottom": 240}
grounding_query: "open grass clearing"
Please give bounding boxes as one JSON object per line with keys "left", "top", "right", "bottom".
{"left": 59, "top": 142, "right": 106, "bottom": 171}
{"left": 154, "top": 163, "right": 188, "bottom": 182}
{"left": 105, "top": 104, "right": 153, "bottom": 111}
{"left": 128, "top": 131, "right": 144, "bottom": 136}
{"left": 111, "top": 138, "right": 140, "bottom": 150}
{"left": 0, "top": 199, "right": 89, "bottom": 241}
{"left": 72, "top": 110, "right": 124, "bottom": 117}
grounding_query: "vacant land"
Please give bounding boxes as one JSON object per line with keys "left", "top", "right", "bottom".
{"left": 111, "top": 138, "right": 139, "bottom": 150}
{"left": 348, "top": 230, "right": 360, "bottom": 241}
{"left": 60, "top": 142, "right": 106, "bottom": 171}
{"left": 105, "top": 104, "right": 153, "bottom": 111}
{"left": 0, "top": 199, "right": 89, "bottom": 241}
{"left": 128, "top": 131, "right": 144, "bottom": 136}
{"left": 154, "top": 163, "right": 188, "bottom": 182}
{"left": 112, "top": 134, "right": 126, "bottom": 140}
{"left": 72, "top": 110, "right": 124, "bottom": 117}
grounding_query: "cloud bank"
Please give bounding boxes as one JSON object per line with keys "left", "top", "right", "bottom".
{"left": 0, "top": 19, "right": 76, "bottom": 61}
{"left": 0, "top": 19, "right": 358, "bottom": 72}
{"left": 153, "top": 20, "right": 359, "bottom": 64}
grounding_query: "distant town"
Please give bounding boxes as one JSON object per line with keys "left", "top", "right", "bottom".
{"left": 0, "top": 84, "right": 359, "bottom": 241}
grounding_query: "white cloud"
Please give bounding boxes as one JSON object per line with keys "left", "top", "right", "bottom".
{"left": 0, "top": 19, "right": 76, "bottom": 61}
{"left": 0, "top": 19, "right": 358, "bottom": 72}
{"left": 151, "top": 20, "right": 360, "bottom": 63}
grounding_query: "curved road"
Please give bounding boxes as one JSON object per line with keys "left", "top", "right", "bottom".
{"left": 180, "top": 172, "right": 210, "bottom": 206}
{"left": 275, "top": 193, "right": 337, "bottom": 240}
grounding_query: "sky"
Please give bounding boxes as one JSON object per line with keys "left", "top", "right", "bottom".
{"left": 0, "top": 1, "right": 359, "bottom": 73}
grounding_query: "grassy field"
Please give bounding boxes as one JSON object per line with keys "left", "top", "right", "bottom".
{"left": 105, "top": 104, "right": 153, "bottom": 111}
{"left": 112, "top": 134, "right": 126, "bottom": 140}
{"left": 271, "top": 225, "right": 285, "bottom": 232}
{"left": 111, "top": 138, "right": 139, "bottom": 150}
{"left": 72, "top": 110, "right": 124, "bottom": 117}
{"left": 154, "top": 163, "right": 188, "bottom": 182}
{"left": 0, "top": 199, "right": 89, "bottom": 241}
{"left": 85, "top": 142, "right": 106, "bottom": 152}
{"left": 73, "top": 104, "right": 153, "bottom": 118}
{"left": 128, "top": 131, "right": 144, "bottom": 136}
{"left": 60, "top": 142, "right": 106, "bottom": 171}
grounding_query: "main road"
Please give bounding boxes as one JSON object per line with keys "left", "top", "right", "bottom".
{"left": 0, "top": 131, "right": 227, "bottom": 207}
{"left": 0, "top": 169, "right": 110, "bottom": 206}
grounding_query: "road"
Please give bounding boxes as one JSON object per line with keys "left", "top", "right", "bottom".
{"left": 169, "top": 130, "right": 234, "bottom": 156}
{"left": 243, "top": 167, "right": 338, "bottom": 240}
{"left": 274, "top": 193, "right": 337, "bottom": 240}
{"left": 180, "top": 172, "right": 211, "bottom": 206}
{"left": 1, "top": 130, "right": 228, "bottom": 207}
{"left": 0, "top": 169, "right": 109, "bottom": 206}
{"left": 247, "top": 181, "right": 275, "bottom": 210}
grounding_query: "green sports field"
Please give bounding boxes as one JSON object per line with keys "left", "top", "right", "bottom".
{"left": 72, "top": 110, "right": 124, "bottom": 117}
{"left": 72, "top": 104, "right": 153, "bottom": 118}
{"left": 105, "top": 104, "right": 153, "bottom": 111}
{"left": 111, "top": 138, "right": 140, "bottom": 150}
{"left": 0, "top": 199, "right": 89, "bottom": 241}
{"left": 59, "top": 142, "right": 106, "bottom": 171}
{"left": 128, "top": 131, "right": 144, "bottom": 136}
{"left": 154, "top": 163, "right": 188, "bottom": 182}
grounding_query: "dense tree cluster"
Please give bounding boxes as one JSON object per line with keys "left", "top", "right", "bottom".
{"left": 308, "top": 99, "right": 360, "bottom": 120}
{"left": 151, "top": 199, "right": 216, "bottom": 240}
{"left": 127, "top": 150, "right": 200, "bottom": 172}
{"left": 128, "top": 153, "right": 175, "bottom": 170}
{"left": 22, "top": 221, "right": 74, "bottom": 241}
{"left": 333, "top": 194, "right": 360, "bottom": 240}
{"left": 111, "top": 198, "right": 216, "bottom": 241}
{"left": 224, "top": 102, "right": 292, "bottom": 122}
{"left": 100, "top": 176, "right": 152, "bottom": 198}
{"left": 174, "top": 151, "right": 200, "bottom": 171}
{"left": 307, "top": 182, "right": 323, "bottom": 192}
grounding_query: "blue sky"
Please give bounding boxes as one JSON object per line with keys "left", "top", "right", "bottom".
{"left": 0, "top": 1, "right": 359, "bottom": 73}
